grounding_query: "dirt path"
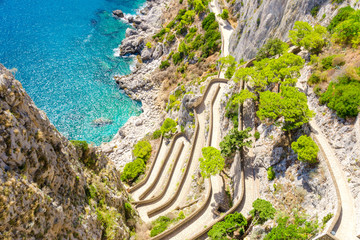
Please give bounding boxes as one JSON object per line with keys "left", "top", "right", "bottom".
{"left": 310, "top": 119, "right": 357, "bottom": 240}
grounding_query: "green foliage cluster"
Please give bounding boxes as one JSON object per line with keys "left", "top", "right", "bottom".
{"left": 236, "top": 53, "right": 304, "bottom": 92}
{"left": 150, "top": 212, "right": 186, "bottom": 237}
{"left": 219, "top": 55, "right": 238, "bottom": 79}
{"left": 254, "top": 131, "right": 260, "bottom": 140}
{"left": 257, "top": 86, "right": 314, "bottom": 131}
{"left": 71, "top": 140, "right": 89, "bottom": 152}
{"left": 121, "top": 158, "right": 146, "bottom": 183}
{"left": 96, "top": 205, "right": 121, "bottom": 240}
{"left": 199, "top": 146, "right": 225, "bottom": 178}
{"left": 219, "top": 9, "right": 229, "bottom": 20}
{"left": 250, "top": 198, "right": 276, "bottom": 224}
{"left": 267, "top": 167, "right": 275, "bottom": 181}
{"left": 327, "top": 6, "right": 355, "bottom": 33}
{"left": 220, "top": 127, "right": 252, "bottom": 157}
{"left": 291, "top": 135, "right": 319, "bottom": 164}
{"left": 71, "top": 140, "right": 96, "bottom": 168}
{"left": 152, "top": 129, "right": 162, "bottom": 139}
{"left": 121, "top": 140, "right": 152, "bottom": 183}
{"left": 161, "top": 118, "right": 177, "bottom": 138}
{"left": 160, "top": 60, "right": 170, "bottom": 70}
{"left": 256, "top": 38, "right": 289, "bottom": 61}
{"left": 289, "top": 21, "right": 328, "bottom": 54}
{"left": 208, "top": 212, "right": 247, "bottom": 240}
{"left": 332, "top": 9, "right": 360, "bottom": 48}
{"left": 310, "top": 5, "right": 320, "bottom": 17}
{"left": 225, "top": 89, "right": 257, "bottom": 127}
{"left": 264, "top": 212, "right": 319, "bottom": 240}
{"left": 200, "top": 12, "right": 222, "bottom": 57}
{"left": 320, "top": 76, "right": 360, "bottom": 118}
{"left": 133, "top": 140, "right": 152, "bottom": 161}
{"left": 322, "top": 213, "right": 333, "bottom": 225}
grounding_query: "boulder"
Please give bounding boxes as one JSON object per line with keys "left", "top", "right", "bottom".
{"left": 120, "top": 36, "right": 144, "bottom": 55}
{"left": 125, "top": 28, "right": 138, "bottom": 37}
{"left": 91, "top": 117, "right": 113, "bottom": 127}
{"left": 141, "top": 48, "right": 152, "bottom": 61}
{"left": 112, "top": 10, "right": 124, "bottom": 18}
{"left": 152, "top": 44, "right": 163, "bottom": 59}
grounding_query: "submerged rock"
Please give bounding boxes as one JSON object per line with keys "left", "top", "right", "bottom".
{"left": 91, "top": 117, "right": 113, "bottom": 126}
{"left": 112, "top": 10, "right": 124, "bottom": 18}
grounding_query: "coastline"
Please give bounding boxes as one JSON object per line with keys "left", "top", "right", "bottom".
{"left": 101, "top": 0, "right": 170, "bottom": 169}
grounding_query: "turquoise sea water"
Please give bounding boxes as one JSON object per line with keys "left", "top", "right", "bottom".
{"left": 0, "top": 0, "right": 144, "bottom": 145}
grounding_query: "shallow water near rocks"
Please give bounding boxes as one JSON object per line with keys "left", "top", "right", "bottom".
{"left": 0, "top": 0, "right": 144, "bottom": 145}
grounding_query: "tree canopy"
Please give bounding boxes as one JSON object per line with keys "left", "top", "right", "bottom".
{"left": 199, "top": 147, "right": 225, "bottom": 178}
{"left": 160, "top": 118, "right": 177, "bottom": 138}
{"left": 257, "top": 86, "right": 314, "bottom": 131}
{"left": 256, "top": 38, "right": 289, "bottom": 61}
{"left": 219, "top": 55, "right": 237, "bottom": 79}
{"left": 250, "top": 198, "right": 276, "bottom": 224}
{"left": 291, "top": 135, "right": 319, "bottom": 164}
{"left": 235, "top": 53, "right": 304, "bottom": 92}
{"left": 289, "top": 21, "right": 328, "bottom": 54}
{"left": 133, "top": 140, "right": 152, "bottom": 161}
{"left": 208, "top": 212, "right": 247, "bottom": 240}
{"left": 220, "top": 127, "right": 252, "bottom": 157}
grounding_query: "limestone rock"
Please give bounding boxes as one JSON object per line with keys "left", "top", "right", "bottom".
{"left": 112, "top": 9, "right": 124, "bottom": 18}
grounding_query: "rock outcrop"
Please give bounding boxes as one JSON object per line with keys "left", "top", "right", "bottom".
{"left": 0, "top": 64, "right": 134, "bottom": 239}
{"left": 229, "top": 0, "right": 360, "bottom": 61}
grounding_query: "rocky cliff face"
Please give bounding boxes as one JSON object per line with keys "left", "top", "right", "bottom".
{"left": 0, "top": 64, "right": 134, "bottom": 239}
{"left": 229, "top": 0, "right": 360, "bottom": 61}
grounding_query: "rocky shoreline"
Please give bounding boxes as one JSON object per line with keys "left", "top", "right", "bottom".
{"left": 101, "top": 0, "right": 170, "bottom": 168}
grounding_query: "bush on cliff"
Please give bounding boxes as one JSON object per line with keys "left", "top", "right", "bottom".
{"left": 220, "top": 128, "right": 252, "bottom": 157}
{"left": 199, "top": 146, "right": 225, "bottom": 178}
{"left": 132, "top": 140, "right": 152, "bottom": 162}
{"left": 208, "top": 212, "right": 247, "bottom": 240}
{"left": 160, "top": 118, "right": 177, "bottom": 138}
{"left": 256, "top": 38, "right": 289, "bottom": 61}
{"left": 291, "top": 135, "right": 319, "bottom": 164}
{"left": 121, "top": 158, "right": 146, "bottom": 183}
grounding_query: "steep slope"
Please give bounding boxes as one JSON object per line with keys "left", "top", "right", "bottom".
{"left": 228, "top": 0, "right": 360, "bottom": 60}
{"left": 0, "top": 64, "right": 134, "bottom": 239}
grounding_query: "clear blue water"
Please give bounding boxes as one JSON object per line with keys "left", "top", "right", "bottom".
{"left": 0, "top": 0, "right": 144, "bottom": 145}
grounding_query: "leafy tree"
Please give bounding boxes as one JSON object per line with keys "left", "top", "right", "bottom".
{"left": 289, "top": 21, "right": 328, "bottom": 54}
{"left": 332, "top": 10, "right": 360, "bottom": 48}
{"left": 257, "top": 86, "right": 314, "bottom": 131}
{"left": 172, "top": 52, "right": 183, "bottom": 65}
{"left": 133, "top": 140, "right": 152, "bottom": 161}
{"left": 219, "top": 9, "right": 229, "bottom": 20}
{"left": 178, "top": 41, "right": 188, "bottom": 56}
{"left": 291, "top": 135, "right": 319, "bottom": 164}
{"left": 202, "top": 13, "right": 216, "bottom": 31}
{"left": 220, "top": 128, "right": 252, "bottom": 157}
{"left": 327, "top": 6, "right": 355, "bottom": 33}
{"left": 219, "top": 55, "right": 237, "bottom": 79}
{"left": 256, "top": 38, "right": 289, "bottom": 61}
{"left": 121, "top": 158, "right": 146, "bottom": 183}
{"left": 320, "top": 76, "right": 360, "bottom": 118}
{"left": 199, "top": 147, "right": 225, "bottom": 178}
{"left": 235, "top": 53, "right": 304, "bottom": 92}
{"left": 193, "top": 0, "right": 206, "bottom": 13}
{"left": 160, "top": 118, "right": 177, "bottom": 138}
{"left": 208, "top": 212, "right": 247, "bottom": 240}
{"left": 264, "top": 213, "right": 319, "bottom": 240}
{"left": 250, "top": 198, "right": 276, "bottom": 224}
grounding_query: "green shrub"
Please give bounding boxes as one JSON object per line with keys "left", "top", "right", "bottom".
{"left": 121, "top": 158, "right": 146, "bottom": 183}
{"left": 166, "top": 34, "right": 175, "bottom": 43}
{"left": 70, "top": 140, "right": 89, "bottom": 152}
{"left": 267, "top": 167, "right": 275, "bottom": 181}
{"left": 160, "top": 118, "right": 177, "bottom": 138}
{"left": 166, "top": 20, "right": 176, "bottom": 29}
{"left": 256, "top": 38, "right": 289, "bottom": 61}
{"left": 327, "top": 6, "right": 355, "bottom": 33}
{"left": 308, "top": 73, "right": 321, "bottom": 85}
{"left": 150, "top": 216, "right": 172, "bottom": 237}
{"left": 133, "top": 140, "right": 152, "bottom": 161}
{"left": 289, "top": 21, "right": 328, "bottom": 54}
{"left": 322, "top": 213, "right": 333, "bottom": 225}
{"left": 254, "top": 131, "right": 260, "bottom": 140}
{"left": 96, "top": 206, "right": 121, "bottom": 240}
{"left": 146, "top": 42, "right": 152, "bottom": 48}
{"left": 219, "top": 9, "right": 229, "bottom": 20}
{"left": 332, "top": 9, "right": 360, "bottom": 48}
{"left": 199, "top": 146, "right": 225, "bottom": 178}
{"left": 250, "top": 199, "right": 276, "bottom": 224}
{"left": 202, "top": 13, "right": 216, "bottom": 31}
{"left": 208, "top": 212, "right": 247, "bottom": 240}
{"left": 220, "top": 128, "right": 252, "bottom": 157}
{"left": 172, "top": 52, "right": 183, "bottom": 65}
{"left": 311, "top": 5, "right": 320, "bottom": 17}
{"left": 190, "top": 35, "right": 204, "bottom": 50}
{"left": 320, "top": 76, "right": 360, "bottom": 118}
{"left": 321, "top": 55, "right": 336, "bottom": 70}
{"left": 160, "top": 60, "right": 170, "bottom": 70}
{"left": 152, "top": 129, "right": 162, "bottom": 139}
{"left": 291, "top": 135, "right": 319, "bottom": 164}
